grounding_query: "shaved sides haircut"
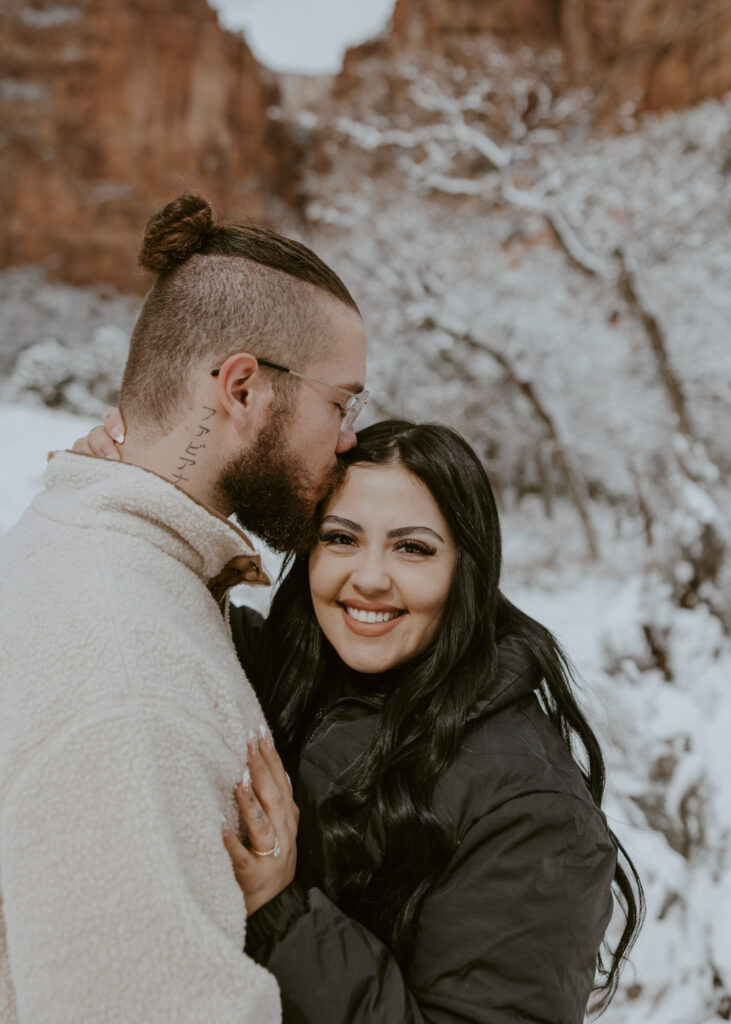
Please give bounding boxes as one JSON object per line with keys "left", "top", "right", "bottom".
{"left": 120, "top": 194, "right": 360, "bottom": 432}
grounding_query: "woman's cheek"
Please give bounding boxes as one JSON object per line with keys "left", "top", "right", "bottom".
{"left": 409, "top": 570, "right": 454, "bottom": 640}
{"left": 309, "top": 559, "right": 340, "bottom": 643}
{"left": 411, "top": 574, "right": 452, "bottom": 616}
{"left": 308, "top": 548, "right": 332, "bottom": 601}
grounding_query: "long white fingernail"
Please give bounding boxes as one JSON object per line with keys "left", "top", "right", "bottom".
{"left": 112, "top": 430, "right": 125, "bottom": 444}
{"left": 220, "top": 812, "right": 231, "bottom": 832}
{"left": 241, "top": 768, "right": 252, "bottom": 791}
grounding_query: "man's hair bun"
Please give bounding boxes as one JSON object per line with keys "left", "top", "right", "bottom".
{"left": 138, "top": 193, "right": 215, "bottom": 274}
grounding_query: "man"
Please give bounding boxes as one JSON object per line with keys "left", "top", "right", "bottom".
{"left": 0, "top": 194, "right": 368, "bottom": 1023}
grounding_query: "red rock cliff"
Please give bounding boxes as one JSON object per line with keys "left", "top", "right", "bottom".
{"left": 389, "top": 0, "right": 561, "bottom": 49}
{"left": 343, "top": 0, "right": 731, "bottom": 114}
{"left": 0, "top": 0, "right": 299, "bottom": 291}
{"left": 560, "top": 0, "right": 731, "bottom": 112}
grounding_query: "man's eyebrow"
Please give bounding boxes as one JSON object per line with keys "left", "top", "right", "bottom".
{"left": 320, "top": 515, "right": 363, "bottom": 532}
{"left": 387, "top": 526, "right": 446, "bottom": 543}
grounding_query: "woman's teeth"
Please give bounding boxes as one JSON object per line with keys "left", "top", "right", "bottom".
{"left": 345, "top": 606, "right": 401, "bottom": 624}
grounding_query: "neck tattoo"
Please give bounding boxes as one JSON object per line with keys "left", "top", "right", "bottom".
{"left": 170, "top": 405, "right": 215, "bottom": 486}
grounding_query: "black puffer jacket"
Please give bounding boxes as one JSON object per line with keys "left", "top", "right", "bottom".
{"left": 231, "top": 606, "right": 617, "bottom": 1024}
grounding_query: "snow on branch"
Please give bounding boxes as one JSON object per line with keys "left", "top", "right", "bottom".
{"left": 451, "top": 119, "right": 510, "bottom": 168}
{"left": 407, "top": 76, "right": 492, "bottom": 115}
{"left": 411, "top": 167, "right": 499, "bottom": 198}
{"left": 501, "top": 183, "right": 609, "bottom": 277}
{"left": 544, "top": 209, "right": 609, "bottom": 278}
{"left": 329, "top": 115, "right": 509, "bottom": 170}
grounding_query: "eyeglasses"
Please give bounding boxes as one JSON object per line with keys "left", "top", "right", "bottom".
{"left": 211, "top": 358, "right": 369, "bottom": 433}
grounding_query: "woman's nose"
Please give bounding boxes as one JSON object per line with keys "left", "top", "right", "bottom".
{"left": 349, "top": 551, "right": 390, "bottom": 593}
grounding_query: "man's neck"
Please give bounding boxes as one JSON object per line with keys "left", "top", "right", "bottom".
{"left": 120, "top": 407, "right": 227, "bottom": 516}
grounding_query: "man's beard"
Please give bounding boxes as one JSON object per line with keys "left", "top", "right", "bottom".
{"left": 217, "top": 416, "right": 345, "bottom": 555}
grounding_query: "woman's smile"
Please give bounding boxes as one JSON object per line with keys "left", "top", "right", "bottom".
{"left": 340, "top": 601, "right": 406, "bottom": 635}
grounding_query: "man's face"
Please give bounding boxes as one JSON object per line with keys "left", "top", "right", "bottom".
{"left": 219, "top": 303, "right": 368, "bottom": 553}
{"left": 283, "top": 303, "right": 368, "bottom": 498}
{"left": 218, "top": 405, "right": 344, "bottom": 553}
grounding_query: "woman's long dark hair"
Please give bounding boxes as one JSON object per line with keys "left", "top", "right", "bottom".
{"left": 256, "top": 420, "right": 643, "bottom": 1010}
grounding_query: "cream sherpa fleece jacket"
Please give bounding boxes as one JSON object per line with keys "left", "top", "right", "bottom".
{"left": 0, "top": 452, "right": 281, "bottom": 1023}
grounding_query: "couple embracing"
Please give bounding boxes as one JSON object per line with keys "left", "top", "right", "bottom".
{"left": 0, "top": 194, "right": 642, "bottom": 1023}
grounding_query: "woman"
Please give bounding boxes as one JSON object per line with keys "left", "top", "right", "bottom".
{"left": 218, "top": 419, "right": 643, "bottom": 1023}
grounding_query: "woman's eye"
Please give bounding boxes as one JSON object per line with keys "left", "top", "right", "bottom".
{"left": 319, "top": 531, "right": 355, "bottom": 546}
{"left": 396, "top": 540, "right": 437, "bottom": 556}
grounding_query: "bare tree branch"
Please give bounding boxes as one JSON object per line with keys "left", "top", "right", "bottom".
{"left": 433, "top": 321, "right": 600, "bottom": 559}
{"left": 629, "top": 460, "right": 654, "bottom": 547}
{"left": 544, "top": 210, "right": 604, "bottom": 278}
{"left": 614, "top": 247, "right": 694, "bottom": 439}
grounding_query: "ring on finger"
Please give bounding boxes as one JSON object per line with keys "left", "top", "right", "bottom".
{"left": 250, "top": 834, "right": 281, "bottom": 858}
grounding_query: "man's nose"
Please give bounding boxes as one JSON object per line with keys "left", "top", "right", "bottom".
{"left": 335, "top": 427, "right": 357, "bottom": 454}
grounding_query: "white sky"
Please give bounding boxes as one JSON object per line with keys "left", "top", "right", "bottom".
{"left": 209, "top": 0, "right": 396, "bottom": 74}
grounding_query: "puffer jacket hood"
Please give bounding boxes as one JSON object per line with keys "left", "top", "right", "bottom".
{"left": 465, "top": 633, "right": 540, "bottom": 718}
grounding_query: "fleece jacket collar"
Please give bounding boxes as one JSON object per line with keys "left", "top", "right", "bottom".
{"left": 37, "top": 451, "right": 271, "bottom": 597}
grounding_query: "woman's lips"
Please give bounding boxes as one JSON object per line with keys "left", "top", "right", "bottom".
{"left": 340, "top": 605, "right": 406, "bottom": 637}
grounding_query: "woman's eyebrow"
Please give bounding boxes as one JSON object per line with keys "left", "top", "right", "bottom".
{"left": 387, "top": 526, "right": 445, "bottom": 543}
{"left": 320, "top": 514, "right": 362, "bottom": 533}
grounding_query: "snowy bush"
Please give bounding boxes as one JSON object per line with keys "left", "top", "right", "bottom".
{"left": 0, "top": 267, "right": 137, "bottom": 414}
{"left": 597, "top": 582, "right": 731, "bottom": 1024}
{"left": 2, "top": 324, "right": 128, "bottom": 416}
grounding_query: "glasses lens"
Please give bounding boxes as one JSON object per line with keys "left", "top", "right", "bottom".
{"left": 341, "top": 391, "right": 368, "bottom": 433}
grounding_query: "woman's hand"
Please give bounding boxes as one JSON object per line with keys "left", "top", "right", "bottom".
{"left": 222, "top": 729, "right": 299, "bottom": 916}
{"left": 50, "top": 406, "right": 126, "bottom": 461}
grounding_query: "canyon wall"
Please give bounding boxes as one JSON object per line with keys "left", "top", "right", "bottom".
{"left": 1, "top": 0, "right": 728, "bottom": 293}
{"left": 0, "top": 0, "right": 298, "bottom": 291}
{"left": 564, "top": 0, "right": 731, "bottom": 112}
{"left": 342, "top": 0, "right": 731, "bottom": 115}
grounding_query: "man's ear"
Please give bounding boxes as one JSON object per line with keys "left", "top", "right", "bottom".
{"left": 213, "top": 353, "right": 270, "bottom": 426}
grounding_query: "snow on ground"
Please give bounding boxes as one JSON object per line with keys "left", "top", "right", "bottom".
{"left": 2, "top": 402, "right": 730, "bottom": 1022}
{"left": 0, "top": 403, "right": 97, "bottom": 533}
{"left": 507, "top": 570, "right": 731, "bottom": 1023}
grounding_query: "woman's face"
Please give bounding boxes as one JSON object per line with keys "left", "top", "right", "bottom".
{"left": 308, "top": 463, "right": 457, "bottom": 674}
